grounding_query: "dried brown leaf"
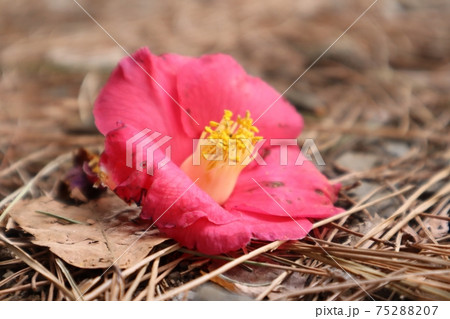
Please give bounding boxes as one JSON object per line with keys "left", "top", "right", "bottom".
{"left": 8, "top": 193, "right": 167, "bottom": 269}
{"left": 208, "top": 259, "right": 306, "bottom": 299}
{"left": 422, "top": 210, "right": 450, "bottom": 239}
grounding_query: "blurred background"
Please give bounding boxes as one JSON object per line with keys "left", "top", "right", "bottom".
{"left": 1, "top": 0, "right": 449, "bottom": 195}
{"left": 1, "top": 0, "right": 450, "bottom": 301}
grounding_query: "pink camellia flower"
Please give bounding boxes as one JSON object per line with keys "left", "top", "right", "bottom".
{"left": 94, "top": 47, "right": 342, "bottom": 254}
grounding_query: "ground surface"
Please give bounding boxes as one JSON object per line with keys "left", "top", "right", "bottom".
{"left": 0, "top": 0, "right": 449, "bottom": 300}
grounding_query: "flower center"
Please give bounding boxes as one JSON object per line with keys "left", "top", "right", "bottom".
{"left": 181, "top": 110, "right": 262, "bottom": 204}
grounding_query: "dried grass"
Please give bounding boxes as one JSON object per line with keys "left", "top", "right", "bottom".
{"left": 1, "top": 0, "right": 449, "bottom": 300}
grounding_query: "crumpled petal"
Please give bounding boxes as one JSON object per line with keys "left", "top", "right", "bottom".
{"left": 100, "top": 125, "right": 340, "bottom": 255}
{"left": 225, "top": 146, "right": 342, "bottom": 219}
{"left": 162, "top": 212, "right": 313, "bottom": 255}
{"left": 100, "top": 125, "right": 238, "bottom": 226}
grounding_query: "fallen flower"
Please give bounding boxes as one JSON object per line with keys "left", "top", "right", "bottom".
{"left": 94, "top": 47, "right": 342, "bottom": 254}
{"left": 58, "top": 148, "right": 106, "bottom": 203}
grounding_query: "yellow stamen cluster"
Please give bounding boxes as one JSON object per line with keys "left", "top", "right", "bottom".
{"left": 180, "top": 109, "right": 263, "bottom": 204}
{"left": 200, "top": 110, "right": 262, "bottom": 168}
{"left": 88, "top": 153, "right": 111, "bottom": 188}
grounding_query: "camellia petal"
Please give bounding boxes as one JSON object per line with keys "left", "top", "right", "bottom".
{"left": 224, "top": 146, "right": 342, "bottom": 219}
{"left": 94, "top": 48, "right": 194, "bottom": 165}
{"left": 176, "top": 54, "right": 303, "bottom": 141}
{"left": 161, "top": 214, "right": 312, "bottom": 255}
